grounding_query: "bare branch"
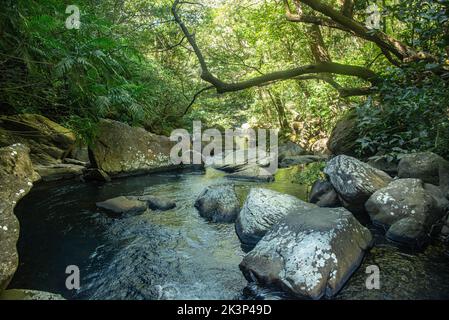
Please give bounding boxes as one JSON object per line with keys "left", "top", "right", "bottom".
{"left": 182, "top": 86, "right": 214, "bottom": 116}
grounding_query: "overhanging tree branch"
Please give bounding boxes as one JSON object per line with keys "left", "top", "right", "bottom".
{"left": 172, "top": 0, "right": 378, "bottom": 95}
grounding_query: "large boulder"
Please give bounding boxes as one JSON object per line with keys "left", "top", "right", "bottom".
{"left": 398, "top": 152, "right": 449, "bottom": 187}
{"left": 235, "top": 188, "right": 316, "bottom": 247}
{"left": 89, "top": 119, "right": 176, "bottom": 177}
{"left": 195, "top": 184, "right": 240, "bottom": 223}
{"left": 365, "top": 179, "right": 448, "bottom": 246}
{"left": 324, "top": 155, "right": 392, "bottom": 211}
{"left": 0, "top": 144, "right": 39, "bottom": 293}
{"left": 239, "top": 207, "right": 372, "bottom": 300}
{"left": 0, "top": 114, "right": 76, "bottom": 165}
{"left": 327, "top": 109, "right": 359, "bottom": 157}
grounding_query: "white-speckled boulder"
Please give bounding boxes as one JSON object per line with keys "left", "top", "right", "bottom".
{"left": 239, "top": 207, "right": 372, "bottom": 300}
{"left": 89, "top": 119, "right": 177, "bottom": 177}
{"left": 195, "top": 184, "right": 240, "bottom": 223}
{"left": 235, "top": 188, "right": 316, "bottom": 247}
{"left": 324, "top": 155, "right": 392, "bottom": 211}
{"left": 366, "top": 179, "right": 448, "bottom": 246}
{"left": 0, "top": 144, "right": 39, "bottom": 294}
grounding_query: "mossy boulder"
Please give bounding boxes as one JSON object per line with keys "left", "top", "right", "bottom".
{"left": 89, "top": 119, "right": 177, "bottom": 177}
{"left": 327, "top": 109, "right": 359, "bottom": 157}
{"left": 0, "top": 114, "right": 76, "bottom": 165}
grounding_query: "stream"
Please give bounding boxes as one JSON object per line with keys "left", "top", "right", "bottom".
{"left": 8, "top": 167, "right": 449, "bottom": 300}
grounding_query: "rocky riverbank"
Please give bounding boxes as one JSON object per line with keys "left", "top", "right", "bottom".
{"left": 1, "top": 114, "right": 448, "bottom": 300}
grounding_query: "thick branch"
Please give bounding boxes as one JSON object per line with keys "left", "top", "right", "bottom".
{"left": 172, "top": 0, "right": 378, "bottom": 94}
{"left": 297, "top": 0, "right": 417, "bottom": 61}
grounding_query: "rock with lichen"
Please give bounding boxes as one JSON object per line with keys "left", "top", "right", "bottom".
{"left": 366, "top": 178, "right": 448, "bottom": 246}
{"left": 89, "top": 119, "right": 177, "bottom": 177}
{"left": 324, "top": 155, "right": 392, "bottom": 212}
{"left": 195, "top": 184, "right": 240, "bottom": 223}
{"left": 235, "top": 188, "right": 316, "bottom": 247}
{"left": 239, "top": 207, "right": 372, "bottom": 300}
{"left": 0, "top": 144, "right": 39, "bottom": 294}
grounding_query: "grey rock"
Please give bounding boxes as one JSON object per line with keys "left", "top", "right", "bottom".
{"left": 35, "top": 163, "right": 85, "bottom": 182}
{"left": 0, "top": 114, "right": 76, "bottom": 166}
{"left": 96, "top": 196, "right": 147, "bottom": 216}
{"left": 63, "top": 157, "right": 88, "bottom": 166}
{"left": 235, "top": 188, "right": 316, "bottom": 247}
{"left": 278, "top": 141, "right": 306, "bottom": 160}
{"left": 0, "top": 144, "right": 39, "bottom": 294}
{"left": 89, "top": 119, "right": 177, "bottom": 177}
{"left": 365, "top": 179, "right": 448, "bottom": 246}
{"left": 239, "top": 207, "right": 372, "bottom": 300}
{"left": 367, "top": 156, "right": 399, "bottom": 177}
{"left": 194, "top": 184, "right": 240, "bottom": 223}
{"left": 309, "top": 180, "right": 341, "bottom": 208}
{"left": 138, "top": 195, "right": 176, "bottom": 211}
{"left": 324, "top": 155, "right": 392, "bottom": 211}
{"left": 226, "top": 165, "right": 275, "bottom": 182}
{"left": 398, "top": 152, "right": 449, "bottom": 186}
{"left": 327, "top": 109, "right": 359, "bottom": 157}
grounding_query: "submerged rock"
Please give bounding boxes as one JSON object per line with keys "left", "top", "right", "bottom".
{"left": 235, "top": 188, "right": 316, "bottom": 247}
{"left": 0, "top": 114, "right": 76, "bottom": 166}
{"left": 324, "top": 155, "right": 392, "bottom": 212}
{"left": 137, "top": 195, "right": 176, "bottom": 211}
{"left": 239, "top": 207, "right": 372, "bottom": 300}
{"left": 366, "top": 179, "right": 448, "bottom": 246}
{"left": 309, "top": 180, "right": 341, "bottom": 208}
{"left": 0, "top": 144, "right": 39, "bottom": 293}
{"left": 89, "top": 119, "right": 177, "bottom": 177}
{"left": 96, "top": 196, "right": 147, "bottom": 216}
{"left": 194, "top": 184, "right": 240, "bottom": 223}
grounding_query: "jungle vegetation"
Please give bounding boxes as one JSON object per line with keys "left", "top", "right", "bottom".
{"left": 1, "top": 0, "right": 448, "bottom": 158}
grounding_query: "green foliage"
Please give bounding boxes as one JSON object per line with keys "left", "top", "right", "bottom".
{"left": 356, "top": 65, "right": 449, "bottom": 159}
{"left": 0, "top": 0, "right": 192, "bottom": 141}
{"left": 290, "top": 162, "right": 327, "bottom": 186}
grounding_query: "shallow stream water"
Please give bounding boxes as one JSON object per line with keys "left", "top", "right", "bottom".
{"left": 9, "top": 168, "right": 449, "bottom": 300}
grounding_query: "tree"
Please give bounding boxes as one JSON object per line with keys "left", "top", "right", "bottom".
{"left": 171, "top": 0, "right": 442, "bottom": 98}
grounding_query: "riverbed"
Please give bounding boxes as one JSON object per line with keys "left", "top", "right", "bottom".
{"left": 9, "top": 168, "right": 449, "bottom": 300}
